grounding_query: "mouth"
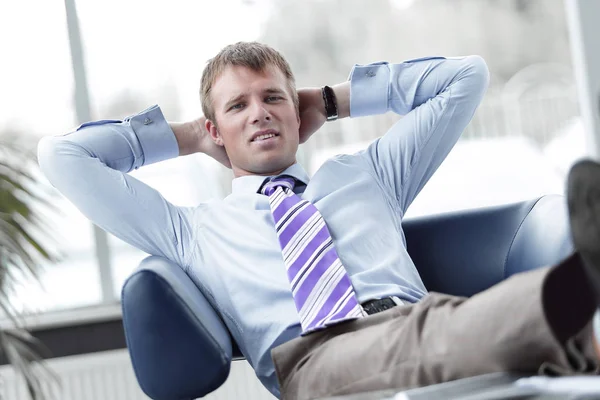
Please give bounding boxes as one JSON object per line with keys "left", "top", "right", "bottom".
{"left": 250, "top": 129, "right": 280, "bottom": 143}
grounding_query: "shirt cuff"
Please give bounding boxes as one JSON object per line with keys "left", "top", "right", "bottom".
{"left": 348, "top": 62, "right": 390, "bottom": 118}
{"left": 127, "top": 105, "right": 179, "bottom": 166}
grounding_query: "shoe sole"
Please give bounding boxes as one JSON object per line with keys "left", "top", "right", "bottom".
{"left": 567, "top": 159, "right": 600, "bottom": 300}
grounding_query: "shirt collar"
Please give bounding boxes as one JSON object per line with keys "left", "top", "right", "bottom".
{"left": 231, "top": 163, "right": 310, "bottom": 195}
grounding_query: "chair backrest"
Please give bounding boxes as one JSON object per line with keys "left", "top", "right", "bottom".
{"left": 404, "top": 194, "right": 573, "bottom": 296}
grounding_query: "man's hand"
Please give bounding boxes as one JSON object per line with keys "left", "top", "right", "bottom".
{"left": 170, "top": 118, "right": 232, "bottom": 168}
{"left": 194, "top": 117, "right": 232, "bottom": 168}
{"left": 297, "top": 88, "right": 327, "bottom": 144}
{"left": 297, "top": 83, "right": 350, "bottom": 144}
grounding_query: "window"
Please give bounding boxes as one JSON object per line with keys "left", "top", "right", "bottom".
{"left": 2, "top": 0, "right": 587, "bottom": 315}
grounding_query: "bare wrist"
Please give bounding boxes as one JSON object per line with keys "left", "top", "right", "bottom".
{"left": 331, "top": 82, "right": 350, "bottom": 119}
{"left": 169, "top": 120, "right": 203, "bottom": 156}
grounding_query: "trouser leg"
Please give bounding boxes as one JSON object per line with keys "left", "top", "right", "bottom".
{"left": 271, "top": 254, "right": 598, "bottom": 400}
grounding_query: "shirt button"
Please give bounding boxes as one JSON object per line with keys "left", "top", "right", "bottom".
{"left": 143, "top": 118, "right": 152, "bottom": 125}
{"left": 366, "top": 70, "right": 376, "bottom": 77}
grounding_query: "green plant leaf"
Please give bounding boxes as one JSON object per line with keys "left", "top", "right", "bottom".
{"left": 0, "top": 134, "right": 61, "bottom": 399}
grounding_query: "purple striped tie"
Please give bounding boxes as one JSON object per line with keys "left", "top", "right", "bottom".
{"left": 261, "top": 175, "right": 366, "bottom": 335}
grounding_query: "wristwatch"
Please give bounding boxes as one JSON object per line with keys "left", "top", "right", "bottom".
{"left": 322, "top": 85, "right": 338, "bottom": 121}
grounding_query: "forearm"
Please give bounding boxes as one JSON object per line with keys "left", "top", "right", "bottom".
{"left": 349, "top": 56, "right": 489, "bottom": 118}
{"left": 37, "top": 105, "right": 192, "bottom": 264}
{"left": 359, "top": 57, "right": 490, "bottom": 211}
{"left": 169, "top": 119, "right": 203, "bottom": 156}
{"left": 331, "top": 82, "right": 350, "bottom": 119}
{"left": 51, "top": 105, "right": 179, "bottom": 173}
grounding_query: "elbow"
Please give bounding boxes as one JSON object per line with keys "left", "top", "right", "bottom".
{"left": 37, "top": 135, "right": 87, "bottom": 188}
{"left": 37, "top": 136, "right": 58, "bottom": 179}
{"left": 471, "top": 55, "right": 490, "bottom": 83}
{"left": 465, "top": 55, "right": 490, "bottom": 95}
{"left": 37, "top": 136, "right": 66, "bottom": 188}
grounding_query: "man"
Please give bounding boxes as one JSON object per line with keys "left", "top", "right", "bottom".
{"left": 38, "top": 42, "right": 600, "bottom": 399}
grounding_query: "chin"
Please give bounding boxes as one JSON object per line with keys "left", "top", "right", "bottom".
{"left": 249, "top": 156, "right": 295, "bottom": 176}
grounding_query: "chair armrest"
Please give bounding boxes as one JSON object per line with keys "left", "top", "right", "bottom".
{"left": 121, "top": 256, "right": 233, "bottom": 400}
{"left": 403, "top": 195, "right": 574, "bottom": 297}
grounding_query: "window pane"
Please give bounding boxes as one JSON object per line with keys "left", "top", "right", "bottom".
{"left": 8, "top": 197, "right": 101, "bottom": 314}
{"left": 0, "top": 1, "right": 76, "bottom": 134}
{"left": 257, "top": 0, "right": 585, "bottom": 218}
{"left": 6, "top": 0, "right": 588, "bottom": 312}
{"left": 0, "top": 2, "right": 100, "bottom": 313}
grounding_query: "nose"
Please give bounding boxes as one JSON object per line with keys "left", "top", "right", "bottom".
{"left": 250, "top": 101, "right": 271, "bottom": 125}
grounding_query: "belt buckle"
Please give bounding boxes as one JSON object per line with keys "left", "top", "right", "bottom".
{"left": 362, "top": 296, "right": 401, "bottom": 316}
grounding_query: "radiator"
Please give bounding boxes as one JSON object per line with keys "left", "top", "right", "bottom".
{"left": 0, "top": 349, "right": 275, "bottom": 400}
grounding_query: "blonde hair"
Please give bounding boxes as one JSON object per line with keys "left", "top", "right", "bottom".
{"left": 200, "top": 41, "right": 299, "bottom": 124}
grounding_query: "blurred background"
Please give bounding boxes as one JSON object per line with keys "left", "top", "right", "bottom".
{"left": 0, "top": 0, "right": 598, "bottom": 398}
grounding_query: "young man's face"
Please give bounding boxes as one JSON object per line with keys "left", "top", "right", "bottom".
{"left": 207, "top": 64, "right": 301, "bottom": 178}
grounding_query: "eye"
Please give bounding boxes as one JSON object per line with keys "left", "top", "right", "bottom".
{"left": 228, "top": 103, "right": 244, "bottom": 111}
{"left": 266, "top": 96, "right": 283, "bottom": 102}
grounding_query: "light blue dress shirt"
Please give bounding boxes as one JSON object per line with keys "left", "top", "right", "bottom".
{"left": 38, "top": 55, "right": 489, "bottom": 398}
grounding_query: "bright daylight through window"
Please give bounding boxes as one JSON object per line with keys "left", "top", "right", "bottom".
{"left": 0, "top": 0, "right": 587, "bottom": 318}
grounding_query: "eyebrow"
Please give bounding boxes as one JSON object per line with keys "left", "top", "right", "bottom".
{"left": 264, "top": 87, "right": 286, "bottom": 96}
{"left": 223, "top": 88, "right": 287, "bottom": 110}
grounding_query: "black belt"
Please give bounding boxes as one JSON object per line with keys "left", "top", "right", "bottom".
{"left": 361, "top": 297, "right": 399, "bottom": 315}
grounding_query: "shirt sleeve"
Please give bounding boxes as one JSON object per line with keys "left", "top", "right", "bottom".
{"left": 37, "top": 105, "right": 196, "bottom": 267}
{"left": 350, "top": 56, "right": 490, "bottom": 214}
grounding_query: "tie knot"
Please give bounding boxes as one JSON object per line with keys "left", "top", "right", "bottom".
{"left": 260, "top": 175, "right": 296, "bottom": 196}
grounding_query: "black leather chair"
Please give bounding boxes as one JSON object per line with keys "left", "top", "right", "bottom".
{"left": 121, "top": 194, "right": 573, "bottom": 399}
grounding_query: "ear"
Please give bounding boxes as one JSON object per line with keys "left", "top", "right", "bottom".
{"left": 205, "top": 118, "right": 224, "bottom": 147}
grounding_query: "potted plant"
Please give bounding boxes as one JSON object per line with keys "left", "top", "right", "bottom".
{"left": 0, "top": 132, "right": 59, "bottom": 399}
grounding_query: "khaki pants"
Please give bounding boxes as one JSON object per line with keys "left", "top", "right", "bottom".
{"left": 271, "top": 254, "right": 599, "bottom": 400}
